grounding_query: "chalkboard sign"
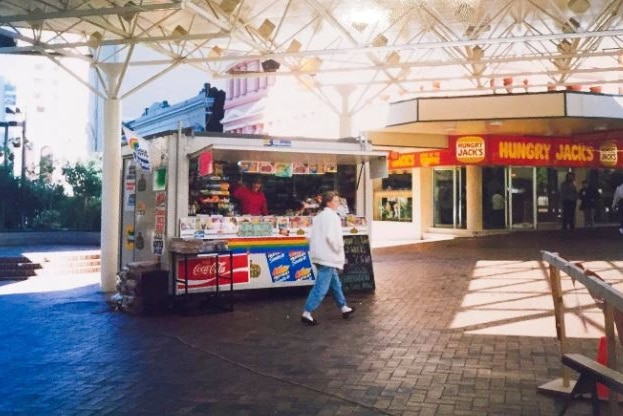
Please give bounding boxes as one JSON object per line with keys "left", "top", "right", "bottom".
{"left": 341, "top": 234, "right": 375, "bottom": 292}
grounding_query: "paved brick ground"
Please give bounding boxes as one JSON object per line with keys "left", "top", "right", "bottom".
{"left": 1, "top": 228, "right": 622, "bottom": 415}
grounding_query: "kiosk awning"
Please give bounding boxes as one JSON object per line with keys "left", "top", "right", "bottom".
{"left": 192, "top": 144, "right": 388, "bottom": 179}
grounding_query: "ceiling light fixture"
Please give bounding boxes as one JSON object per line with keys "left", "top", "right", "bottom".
{"left": 209, "top": 46, "right": 223, "bottom": 58}
{"left": 562, "top": 17, "right": 580, "bottom": 33}
{"left": 120, "top": 1, "right": 138, "bottom": 23}
{"left": 261, "top": 59, "right": 280, "bottom": 72}
{"left": 301, "top": 57, "right": 322, "bottom": 74}
{"left": 471, "top": 45, "right": 483, "bottom": 60}
{"left": 286, "top": 39, "right": 301, "bottom": 53}
{"left": 87, "top": 31, "right": 103, "bottom": 48}
{"left": 371, "top": 34, "right": 388, "bottom": 47}
{"left": 386, "top": 51, "right": 400, "bottom": 65}
{"left": 557, "top": 39, "right": 573, "bottom": 53}
{"left": 28, "top": 7, "right": 44, "bottom": 31}
{"left": 257, "top": 19, "right": 275, "bottom": 40}
{"left": 172, "top": 25, "right": 188, "bottom": 37}
{"left": 443, "top": 0, "right": 481, "bottom": 24}
{"left": 350, "top": 3, "right": 386, "bottom": 31}
{"left": 220, "top": 0, "right": 241, "bottom": 14}
{"left": 568, "top": 0, "right": 590, "bottom": 14}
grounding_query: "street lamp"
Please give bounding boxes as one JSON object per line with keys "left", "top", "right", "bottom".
{"left": 1, "top": 107, "right": 25, "bottom": 173}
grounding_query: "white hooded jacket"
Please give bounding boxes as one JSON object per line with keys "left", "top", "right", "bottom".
{"left": 308, "top": 207, "right": 345, "bottom": 269}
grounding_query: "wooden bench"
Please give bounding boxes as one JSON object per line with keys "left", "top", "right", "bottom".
{"left": 558, "top": 353, "right": 623, "bottom": 415}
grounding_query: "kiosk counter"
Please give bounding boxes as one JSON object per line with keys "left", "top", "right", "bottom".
{"left": 173, "top": 215, "right": 373, "bottom": 293}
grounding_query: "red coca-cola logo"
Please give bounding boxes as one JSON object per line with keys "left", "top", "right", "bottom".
{"left": 192, "top": 260, "right": 227, "bottom": 277}
{"left": 177, "top": 253, "right": 250, "bottom": 288}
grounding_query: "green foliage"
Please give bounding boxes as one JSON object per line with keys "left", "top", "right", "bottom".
{"left": 62, "top": 159, "right": 102, "bottom": 199}
{"left": 0, "top": 169, "right": 20, "bottom": 230}
{"left": 0, "top": 157, "right": 102, "bottom": 231}
{"left": 32, "top": 209, "right": 62, "bottom": 229}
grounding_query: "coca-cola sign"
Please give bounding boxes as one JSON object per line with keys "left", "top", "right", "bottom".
{"left": 191, "top": 260, "right": 227, "bottom": 277}
{"left": 176, "top": 253, "right": 249, "bottom": 293}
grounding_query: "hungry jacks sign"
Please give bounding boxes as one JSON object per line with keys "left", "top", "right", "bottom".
{"left": 389, "top": 135, "right": 623, "bottom": 170}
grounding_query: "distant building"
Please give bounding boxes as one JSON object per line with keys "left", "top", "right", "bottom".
{"left": 220, "top": 60, "right": 340, "bottom": 138}
{"left": 0, "top": 55, "right": 90, "bottom": 181}
{"left": 124, "top": 83, "right": 225, "bottom": 138}
{"left": 221, "top": 60, "right": 275, "bottom": 134}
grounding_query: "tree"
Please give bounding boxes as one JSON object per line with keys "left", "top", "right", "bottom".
{"left": 61, "top": 158, "right": 102, "bottom": 230}
{"left": 0, "top": 169, "right": 19, "bottom": 230}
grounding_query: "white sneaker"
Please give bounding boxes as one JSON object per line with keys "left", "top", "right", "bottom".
{"left": 341, "top": 305, "right": 355, "bottom": 319}
{"left": 619, "top": 228, "right": 623, "bottom": 235}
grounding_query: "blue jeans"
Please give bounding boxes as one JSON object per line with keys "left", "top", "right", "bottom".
{"left": 304, "top": 264, "right": 346, "bottom": 312}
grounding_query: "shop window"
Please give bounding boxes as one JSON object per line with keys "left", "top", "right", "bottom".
{"left": 374, "top": 172, "right": 412, "bottom": 222}
{"left": 381, "top": 172, "right": 411, "bottom": 190}
{"left": 378, "top": 196, "right": 412, "bottom": 221}
{"left": 433, "top": 167, "right": 466, "bottom": 229}
{"left": 188, "top": 159, "right": 356, "bottom": 217}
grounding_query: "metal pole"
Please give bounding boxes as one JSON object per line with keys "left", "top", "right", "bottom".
{"left": 2, "top": 123, "right": 7, "bottom": 171}
{"left": 19, "top": 121, "right": 26, "bottom": 229}
{"left": 20, "top": 121, "right": 26, "bottom": 184}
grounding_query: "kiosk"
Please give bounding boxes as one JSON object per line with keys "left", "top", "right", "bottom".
{"left": 119, "top": 132, "right": 387, "bottom": 303}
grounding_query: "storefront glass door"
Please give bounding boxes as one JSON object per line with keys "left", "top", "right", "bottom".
{"left": 536, "top": 167, "right": 560, "bottom": 225}
{"left": 433, "top": 167, "right": 466, "bottom": 228}
{"left": 482, "top": 167, "right": 506, "bottom": 229}
{"left": 508, "top": 167, "right": 535, "bottom": 229}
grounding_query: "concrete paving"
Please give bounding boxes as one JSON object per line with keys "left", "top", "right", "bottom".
{"left": 1, "top": 228, "right": 621, "bottom": 415}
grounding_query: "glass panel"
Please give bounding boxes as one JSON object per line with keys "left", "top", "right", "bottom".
{"left": 456, "top": 167, "right": 466, "bottom": 229}
{"left": 482, "top": 167, "right": 506, "bottom": 229}
{"left": 382, "top": 172, "right": 412, "bottom": 190}
{"left": 433, "top": 167, "right": 466, "bottom": 229}
{"left": 509, "top": 167, "right": 534, "bottom": 229}
{"left": 536, "top": 167, "right": 559, "bottom": 224}
{"left": 433, "top": 169, "right": 454, "bottom": 227}
{"left": 595, "top": 170, "right": 621, "bottom": 224}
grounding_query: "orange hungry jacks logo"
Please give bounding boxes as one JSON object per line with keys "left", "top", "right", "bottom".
{"left": 599, "top": 142, "right": 618, "bottom": 167}
{"left": 456, "top": 136, "right": 485, "bottom": 164}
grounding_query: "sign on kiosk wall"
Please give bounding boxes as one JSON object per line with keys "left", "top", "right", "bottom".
{"left": 389, "top": 135, "right": 623, "bottom": 170}
{"left": 176, "top": 253, "right": 249, "bottom": 293}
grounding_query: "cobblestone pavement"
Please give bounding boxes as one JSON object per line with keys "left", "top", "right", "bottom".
{"left": 1, "top": 228, "right": 622, "bottom": 416}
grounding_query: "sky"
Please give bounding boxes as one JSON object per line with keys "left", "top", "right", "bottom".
{"left": 119, "top": 61, "right": 225, "bottom": 121}
{"left": 0, "top": 52, "right": 222, "bottom": 122}
{"left": 0, "top": 47, "right": 387, "bottom": 165}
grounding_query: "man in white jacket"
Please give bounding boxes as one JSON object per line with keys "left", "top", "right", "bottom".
{"left": 612, "top": 182, "right": 623, "bottom": 234}
{"left": 301, "top": 191, "right": 355, "bottom": 326}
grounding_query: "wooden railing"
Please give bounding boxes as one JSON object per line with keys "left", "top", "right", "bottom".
{"left": 541, "top": 250, "right": 623, "bottom": 415}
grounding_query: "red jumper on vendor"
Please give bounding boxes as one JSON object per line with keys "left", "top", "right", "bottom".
{"left": 231, "top": 178, "right": 269, "bottom": 216}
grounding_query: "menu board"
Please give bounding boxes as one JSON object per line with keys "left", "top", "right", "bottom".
{"left": 341, "top": 234, "right": 375, "bottom": 292}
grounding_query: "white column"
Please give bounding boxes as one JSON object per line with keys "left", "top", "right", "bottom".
{"left": 100, "top": 98, "right": 122, "bottom": 292}
{"left": 466, "top": 165, "right": 483, "bottom": 231}
{"left": 420, "top": 167, "right": 433, "bottom": 232}
{"left": 336, "top": 85, "right": 355, "bottom": 137}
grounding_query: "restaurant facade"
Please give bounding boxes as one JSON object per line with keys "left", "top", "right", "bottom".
{"left": 368, "top": 91, "right": 623, "bottom": 242}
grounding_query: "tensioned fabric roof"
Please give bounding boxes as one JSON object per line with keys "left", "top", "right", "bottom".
{"left": 1, "top": 0, "right": 623, "bottom": 116}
